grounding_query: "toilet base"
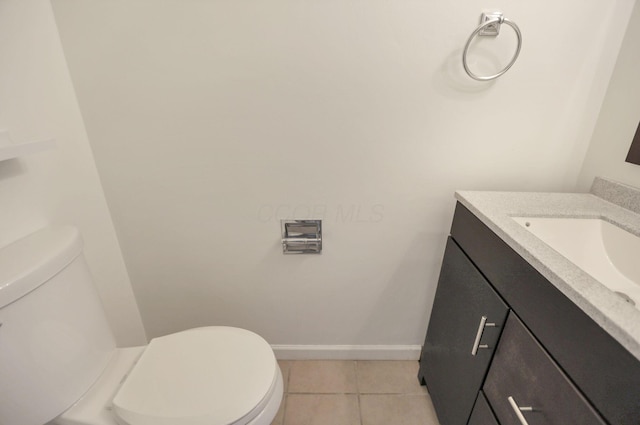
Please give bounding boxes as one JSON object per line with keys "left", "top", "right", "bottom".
{"left": 53, "top": 347, "right": 145, "bottom": 425}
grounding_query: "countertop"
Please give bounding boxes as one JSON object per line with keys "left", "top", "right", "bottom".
{"left": 454, "top": 177, "right": 640, "bottom": 361}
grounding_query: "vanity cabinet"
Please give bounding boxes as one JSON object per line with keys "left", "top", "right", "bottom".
{"left": 418, "top": 238, "right": 508, "bottom": 425}
{"left": 420, "top": 202, "right": 640, "bottom": 425}
{"left": 484, "top": 312, "right": 605, "bottom": 425}
{"left": 468, "top": 392, "right": 499, "bottom": 425}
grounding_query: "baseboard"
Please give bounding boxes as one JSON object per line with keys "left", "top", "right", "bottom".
{"left": 271, "top": 345, "right": 422, "bottom": 360}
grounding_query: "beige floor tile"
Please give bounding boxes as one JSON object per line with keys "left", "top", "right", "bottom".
{"left": 357, "top": 360, "right": 428, "bottom": 394}
{"left": 288, "top": 361, "right": 357, "bottom": 393}
{"left": 360, "top": 394, "right": 439, "bottom": 425}
{"left": 278, "top": 360, "right": 292, "bottom": 393}
{"left": 284, "top": 394, "right": 360, "bottom": 425}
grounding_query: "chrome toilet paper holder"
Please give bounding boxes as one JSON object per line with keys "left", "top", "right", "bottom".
{"left": 281, "top": 219, "right": 322, "bottom": 254}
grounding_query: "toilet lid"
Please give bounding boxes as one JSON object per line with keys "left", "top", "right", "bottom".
{"left": 112, "top": 327, "right": 277, "bottom": 425}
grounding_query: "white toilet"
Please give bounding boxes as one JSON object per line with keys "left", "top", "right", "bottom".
{"left": 0, "top": 226, "right": 283, "bottom": 425}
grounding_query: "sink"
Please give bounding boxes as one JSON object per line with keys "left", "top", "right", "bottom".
{"left": 512, "top": 217, "right": 640, "bottom": 310}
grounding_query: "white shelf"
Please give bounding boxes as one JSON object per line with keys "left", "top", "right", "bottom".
{"left": 0, "top": 130, "right": 55, "bottom": 162}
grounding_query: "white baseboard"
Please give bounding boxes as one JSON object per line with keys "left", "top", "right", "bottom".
{"left": 271, "top": 345, "right": 422, "bottom": 360}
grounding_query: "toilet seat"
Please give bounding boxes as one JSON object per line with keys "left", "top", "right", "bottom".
{"left": 112, "top": 327, "right": 279, "bottom": 425}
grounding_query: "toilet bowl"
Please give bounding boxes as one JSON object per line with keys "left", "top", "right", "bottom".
{"left": 0, "top": 226, "right": 282, "bottom": 425}
{"left": 55, "top": 327, "right": 283, "bottom": 425}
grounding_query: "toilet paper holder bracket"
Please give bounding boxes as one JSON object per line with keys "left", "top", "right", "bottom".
{"left": 281, "top": 220, "right": 322, "bottom": 254}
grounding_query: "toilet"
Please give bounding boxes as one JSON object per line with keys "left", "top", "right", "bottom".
{"left": 0, "top": 226, "right": 283, "bottom": 425}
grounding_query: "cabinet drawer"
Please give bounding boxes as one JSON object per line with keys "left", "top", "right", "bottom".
{"left": 483, "top": 312, "right": 605, "bottom": 425}
{"left": 468, "top": 391, "right": 499, "bottom": 425}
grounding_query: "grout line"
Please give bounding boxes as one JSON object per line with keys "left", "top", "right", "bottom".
{"left": 280, "top": 361, "right": 291, "bottom": 425}
{"left": 357, "top": 392, "right": 363, "bottom": 425}
{"left": 286, "top": 361, "right": 291, "bottom": 393}
{"left": 286, "top": 391, "right": 360, "bottom": 395}
{"left": 355, "top": 361, "right": 364, "bottom": 425}
{"left": 280, "top": 394, "right": 287, "bottom": 425}
{"left": 285, "top": 391, "right": 429, "bottom": 395}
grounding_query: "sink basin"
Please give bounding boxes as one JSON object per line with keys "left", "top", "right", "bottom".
{"left": 512, "top": 217, "right": 640, "bottom": 310}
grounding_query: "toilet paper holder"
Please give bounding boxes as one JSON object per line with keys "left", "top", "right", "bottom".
{"left": 281, "top": 219, "right": 322, "bottom": 254}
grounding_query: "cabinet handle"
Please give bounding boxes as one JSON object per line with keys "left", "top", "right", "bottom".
{"left": 508, "top": 396, "right": 533, "bottom": 425}
{"left": 471, "top": 316, "right": 496, "bottom": 355}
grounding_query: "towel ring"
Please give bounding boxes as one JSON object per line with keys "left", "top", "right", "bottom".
{"left": 463, "top": 16, "right": 522, "bottom": 81}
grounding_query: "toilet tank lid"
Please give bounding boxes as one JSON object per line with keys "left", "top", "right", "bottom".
{"left": 0, "top": 226, "right": 83, "bottom": 308}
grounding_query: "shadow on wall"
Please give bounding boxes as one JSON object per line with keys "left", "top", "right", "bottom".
{"left": 0, "top": 159, "right": 27, "bottom": 182}
{"left": 355, "top": 231, "right": 446, "bottom": 345}
{"left": 625, "top": 122, "right": 640, "bottom": 166}
{"left": 433, "top": 48, "right": 497, "bottom": 98}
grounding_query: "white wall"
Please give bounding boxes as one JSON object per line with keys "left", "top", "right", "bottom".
{"left": 51, "top": 0, "right": 635, "bottom": 347}
{"left": 0, "top": 0, "right": 146, "bottom": 346}
{"left": 578, "top": 0, "right": 640, "bottom": 190}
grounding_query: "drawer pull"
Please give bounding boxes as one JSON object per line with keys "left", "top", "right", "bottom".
{"left": 508, "top": 396, "right": 533, "bottom": 425}
{"left": 471, "top": 315, "right": 496, "bottom": 355}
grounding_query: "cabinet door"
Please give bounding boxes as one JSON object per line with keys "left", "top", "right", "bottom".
{"left": 418, "top": 238, "right": 509, "bottom": 425}
{"left": 468, "top": 391, "right": 500, "bottom": 425}
{"left": 483, "top": 312, "right": 606, "bottom": 425}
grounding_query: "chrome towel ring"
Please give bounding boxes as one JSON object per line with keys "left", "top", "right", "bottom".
{"left": 462, "top": 13, "right": 522, "bottom": 81}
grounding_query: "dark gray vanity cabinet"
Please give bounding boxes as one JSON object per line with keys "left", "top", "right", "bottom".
{"left": 418, "top": 238, "right": 508, "bottom": 425}
{"left": 420, "top": 202, "right": 640, "bottom": 425}
{"left": 468, "top": 392, "right": 499, "bottom": 425}
{"left": 483, "top": 312, "right": 606, "bottom": 425}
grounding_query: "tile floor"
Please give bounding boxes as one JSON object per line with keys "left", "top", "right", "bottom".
{"left": 271, "top": 360, "right": 440, "bottom": 425}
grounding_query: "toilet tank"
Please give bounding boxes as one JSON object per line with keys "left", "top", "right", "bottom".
{"left": 0, "top": 226, "right": 117, "bottom": 425}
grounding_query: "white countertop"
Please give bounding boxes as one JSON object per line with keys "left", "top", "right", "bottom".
{"left": 455, "top": 178, "right": 640, "bottom": 361}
